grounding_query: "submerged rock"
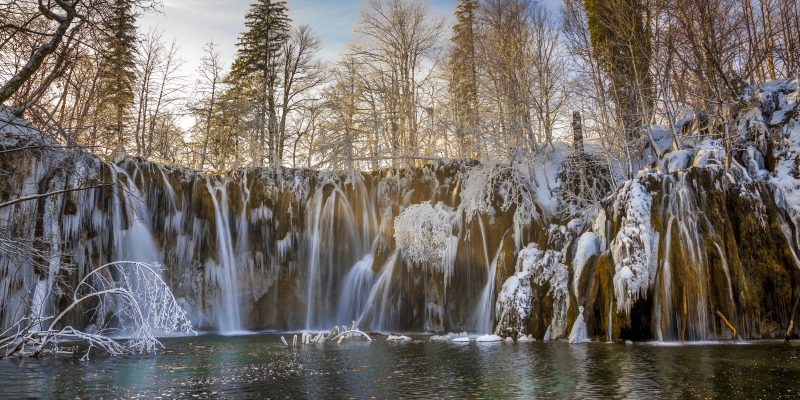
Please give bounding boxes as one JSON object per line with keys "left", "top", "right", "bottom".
{"left": 386, "top": 334, "right": 412, "bottom": 343}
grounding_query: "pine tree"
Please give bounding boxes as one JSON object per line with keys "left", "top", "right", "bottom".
{"left": 448, "top": 0, "right": 480, "bottom": 159}
{"left": 97, "top": 0, "right": 138, "bottom": 148}
{"left": 584, "top": 0, "right": 652, "bottom": 141}
{"left": 229, "top": 0, "right": 291, "bottom": 166}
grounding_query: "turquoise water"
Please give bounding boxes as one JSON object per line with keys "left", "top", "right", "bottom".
{"left": 1, "top": 334, "right": 799, "bottom": 398}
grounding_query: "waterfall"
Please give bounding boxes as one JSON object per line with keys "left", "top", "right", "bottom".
{"left": 336, "top": 253, "right": 376, "bottom": 324}
{"left": 204, "top": 177, "right": 242, "bottom": 332}
{"left": 3, "top": 127, "right": 799, "bottom": 339}
{"left": 110, "top": 167, "right": 160, "bottom": 264}
{"left": 304, "top": 183, "right": 365, "bottom": 330}
{"left": 655, "top": 216, "right": 675, "bottom": 341}
{"left": 471, "top": 220, "right": 508, "bottom": 334}
{"left": 712, "top": 242, "right": 736, "bottom": 318}
{"left": 356, "top": 251, "right": 399, "bottom": 331}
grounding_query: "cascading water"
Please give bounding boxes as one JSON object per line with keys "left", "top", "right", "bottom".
{"left": 471, "top": 219, "right": 508, "bottom": 333}
{"left": 336, "top": 253, "right": 376, "bottom": 324}
{"left": 356, "top": 251, "right": 399, "bottom": 331}
{"left": 204, "top": 177, "right": 242, "bottom": 332}
{"left": 111, "top": 167, "right": 160, "bottom": 264}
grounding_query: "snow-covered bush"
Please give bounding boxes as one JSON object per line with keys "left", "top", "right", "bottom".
{"left": 556, "top": 152, "right": 614, "bottom": 218}
{"left": 394, "top": 202, "right": 456, "bottom": 277}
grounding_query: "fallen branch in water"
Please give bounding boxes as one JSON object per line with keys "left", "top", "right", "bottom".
{"left": 281, "top": 321, "right": 372, "bottom": 347}
{"left": 786, "top": 297, "right": 798, "bottom": 344}
{"left": 0, "top": 261, "right": 195, "bottom": 360}
{"left": 715, "top": 310, "right": 737, "bottom": 341}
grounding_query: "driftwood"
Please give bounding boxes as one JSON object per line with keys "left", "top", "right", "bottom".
{"left": 786, "top": 298, "right": 798, "bottom": 344}
{"left": 681, "top": 287, "right": 688, "bottom": 343}
{"left": 281, "top": 322, "right": 372, "bottom": 347}
{"left": 715, "top": 310, "right": 738, "bottom": 341}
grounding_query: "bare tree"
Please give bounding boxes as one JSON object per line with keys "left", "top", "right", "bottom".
{"left": 353, "top": 0, "right": 444, "bottom": 166}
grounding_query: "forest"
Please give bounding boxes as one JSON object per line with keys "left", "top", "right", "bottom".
{"left": 2, "top": 0, "right": 797, "bottom": 176}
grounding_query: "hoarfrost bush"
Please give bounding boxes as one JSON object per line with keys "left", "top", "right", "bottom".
{"left": 460, "top": 162, "right": 537, "bottom": 225}
{"left": 394, "top": 202, "right": 455, "bottom": 275}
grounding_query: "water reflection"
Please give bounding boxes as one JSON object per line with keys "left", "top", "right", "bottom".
{"left": 1, "top": 335, "right": 799, "bottom": 398}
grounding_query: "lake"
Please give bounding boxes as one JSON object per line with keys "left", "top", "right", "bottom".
{"left": 1, "top": 334, "right": 799, "bottom": 398}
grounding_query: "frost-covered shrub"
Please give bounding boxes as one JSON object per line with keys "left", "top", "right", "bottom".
{"left": 460, "top": 162, "right": 498, "bottom": 222}
{"left": 460, "top": 162, "right": 538, "bottom": 236}
{"left": 556, "top": 152, "right": 614, "bottom": 218}
{"left": 394, "top": 202, "right": 455, "bottom": 277}
{"left": 611, "top": 181, "right": 657, "bottom": 314}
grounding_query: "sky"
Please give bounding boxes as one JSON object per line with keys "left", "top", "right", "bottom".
{"left": 140, "top": 0, "right": 458, "bottom": 79}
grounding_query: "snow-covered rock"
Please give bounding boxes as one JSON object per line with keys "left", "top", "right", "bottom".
{"left": 494, "top": 244, "right": 570, "bottom": 340}
{"left": 386, "top": 334, "right": 412, "bottom": 343}
{"left": 430, "top": 331, "right": 468, "bottom": 342}
{"left": 611, "top": 181, "right": 657, "bottom": 314}
{"left": 476, "top": 334, "right": 503, "bottom": 342}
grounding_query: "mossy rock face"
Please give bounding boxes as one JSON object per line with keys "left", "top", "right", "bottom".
{"left": 597, "top": 167, "right": 800, "bottom": 341}
{"left": 581, "top": 252, "right": 619, "bottom": 341}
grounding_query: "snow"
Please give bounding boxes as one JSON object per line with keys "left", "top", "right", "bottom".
{"left": 769, "top": 119, "right": 800, "bottom": 235}
{"left": 476, "top": 334, "right": 503, "bottom": 342}
{"left": 660, "top": 149, "right": 693, "bottom": 173}
{"left": 430, "top": 332, "right": 468, "bottom": 341}
{"left": 649, "top": 126, "right": 676, "bottom": 156}
{"left": 611, "top": 180, "right": 658, "bottom": 314}
{"left": 692, "top": 139, "right": 725, "bottom": 168}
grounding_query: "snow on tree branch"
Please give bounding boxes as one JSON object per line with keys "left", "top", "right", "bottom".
{"left": 1, "top": 261, "right": 195, "bottom": 360}
{"left": 459, "top": 162, "right": 538, "bottom": 225}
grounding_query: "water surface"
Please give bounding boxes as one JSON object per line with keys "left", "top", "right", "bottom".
{"left": 1, "top": 334, "right": 799, "bottom": 398}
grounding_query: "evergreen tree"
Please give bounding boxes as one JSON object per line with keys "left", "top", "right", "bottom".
{"left": 584, "top": 0, "right": 652, "bottom": 141}
{"left": 97, "top": 0, "right": 138, "bottom": 148}
{"left": 229, "top": 0, "right": 291, "bottom": 166}
{"left": 448, "top": 0, "right": 480, "bottom": 159}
